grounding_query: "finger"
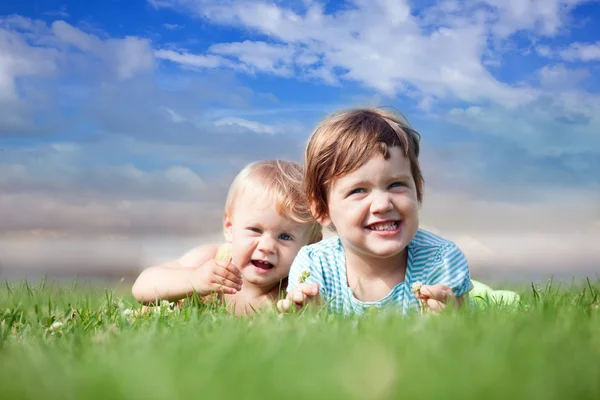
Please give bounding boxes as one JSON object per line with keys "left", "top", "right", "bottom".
{"left": 231, "top": 240, "right": 259, "bottom": 270}
{"left": 297, "top": 282, "right": 319, "bottom": 297}
{"left": 277, "top": 299, "right": 292, "bottom": 313}
{"left": 426, "top": 297, "right": 446, "bottom": 312}
{"left": 211, "top": 276, "right": 241, "bottom": 293}
{"left": 214, "top": 259, "right": 242, "bottom": 279}
{"left": 292, "top": 290, "right": 307, "bottom": 305}
{"left": 213, "top": 283, "right": 237, "bottom": 295}
{"left": 223, "top": 262, "right": 243, "bottom": 280}
{"left": 214, "top": 265, "right": 243, "bottom": 286}
{"left": 420, "top": 284, "right": 452, "bottom": 302}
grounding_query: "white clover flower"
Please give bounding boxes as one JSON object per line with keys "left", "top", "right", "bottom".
{"left": 160, "top": 300, "right": 175, "bottom": 308}
{"left": 411, "top": 281, "right": 423, "bottom": 294}
{"left": 122, "top": 308, "right": 134, "bottom": 317}
{"left": 50, "top": 321, "right": 63, "bottom": 330}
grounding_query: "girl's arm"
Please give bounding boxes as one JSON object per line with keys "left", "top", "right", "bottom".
{"left": 131, "top": 244, "right": 220, "bottom": 304}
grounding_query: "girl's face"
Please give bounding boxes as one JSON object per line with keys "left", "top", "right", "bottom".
{"left": 224, "top": 192, "right": 311, "bottom": 289}
{"left": 321, "top": 146, "right": 419, "bottom": 263}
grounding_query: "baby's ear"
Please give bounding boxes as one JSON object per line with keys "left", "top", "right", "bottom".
{"left": 223, "top": 213, "right": 233, "bottom": 243}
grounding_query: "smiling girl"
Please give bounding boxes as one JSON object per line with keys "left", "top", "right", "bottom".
{"left": 277, "top": 108, "right": 473, "bottom": 315}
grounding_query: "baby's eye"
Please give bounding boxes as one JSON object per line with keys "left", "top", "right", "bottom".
{"left": 279, "top": 233, "right": 293, "bottom": 241}
{"left": 247, "top": 227, "right": 262, "bottom": 234}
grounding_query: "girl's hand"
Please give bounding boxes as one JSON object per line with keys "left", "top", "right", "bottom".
{"left": 276, "top": 283, "right": 321, "bottom": 313}
{"left": 414, "top": 284, "right": 456, "bottom": 313}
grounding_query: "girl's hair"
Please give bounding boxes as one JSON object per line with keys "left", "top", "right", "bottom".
{"left": 224, "top": 160, "right": 322, "bottom": 243}
{"left": 304, "top": 107, "right": 423, "bottom": 220}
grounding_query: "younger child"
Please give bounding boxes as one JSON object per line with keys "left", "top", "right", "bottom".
{"left": 132, "top": 160, "right": 322, "bottom": 316}
{"left": 277, "top": 108, "right": 473, "bottom": 316}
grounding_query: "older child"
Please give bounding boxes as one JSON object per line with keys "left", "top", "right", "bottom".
{"left": 277, "top": 108, "right": 473, "bottom": 316}
{"left": 132, "top": 160, "right": 322, "bottom": 316}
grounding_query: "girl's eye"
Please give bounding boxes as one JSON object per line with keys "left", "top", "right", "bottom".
{"left": 279, "top": 233, "right": 293, "bottom": 241}
{"left": 348, "top": 188, "right": 366, "bottom": 196}
{"left": 248, "top": 227, "right": 262, "bottom": 234}
{"left": 389, "top": 182, "right": 406, "bottom": 189}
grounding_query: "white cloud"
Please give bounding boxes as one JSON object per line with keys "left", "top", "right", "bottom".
{"left": 155, "top": 48, "right": 227, "bottom": 68}
{"left": 210, "top": 41, "right": 296, "bottom": 76}
{"left": 0, "top": 24, "right": 58, "bottom": 101}
{"left": 0, "top": 16, "right": 155, "bottom": 136}
{"left": 477, "top": 0, "right": 590, "bottom": 37}
{"left": 163, "top": 23, "right": 184, "bottom": 30}
{"left": 151, "top": 0, "right": 542, "bottom": 108}
{"left": 538, "top": 63, "right": 590, "bottom": 89}
{"left": 213, "top": 117, "right": 277, "bottom": 135}
{"left": 536, "top": 44, "right": 552, "bottom": 57}
{"left": 43, "top": 6, "right": 70, "bottom": 18}
{"left": 446, "top": 92, "right": 600, "bottom": 155}
{"left": 162, "top": 107, "right": 187, "bottom": 123}
{"left": 51, "top": 21, "right": 155, "bottom": 79}
{"left": 560, "top": 40, "right": 600, "bottom": 61}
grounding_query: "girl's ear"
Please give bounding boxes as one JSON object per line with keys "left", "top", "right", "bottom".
{"left": 317, "top": 213, "right": 332, "bottom": 227}
{"left": 223, "top": 213, "right": 233, "bottom": 243}
{"left": 310, "top": 200, "right": 331, "bottom": 227}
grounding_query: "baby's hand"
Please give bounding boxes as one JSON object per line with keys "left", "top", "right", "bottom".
{"left": 414, "top": 284, "right": 456, "bottom": 314}
{"left": 192, "top": 258, "right": 243, "bottom": 297}
{"left": 276, "top": 283, "right": 321, "bottom": 313}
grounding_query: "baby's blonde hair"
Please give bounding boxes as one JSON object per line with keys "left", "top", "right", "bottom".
{"left": 224, "top": 160, "right": 322, "bottom": 244}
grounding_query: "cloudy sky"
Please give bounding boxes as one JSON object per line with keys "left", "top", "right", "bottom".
{"left": 1, "top": 0, "right": 599, "bottom": 281}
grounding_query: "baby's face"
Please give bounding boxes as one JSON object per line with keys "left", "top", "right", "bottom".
{"left": 224, "top": 193, "right": 311, "bottom": 288}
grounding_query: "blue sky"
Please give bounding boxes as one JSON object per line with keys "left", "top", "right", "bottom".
{"left": 1, "top": 0, "right": 599, "bottom": 274}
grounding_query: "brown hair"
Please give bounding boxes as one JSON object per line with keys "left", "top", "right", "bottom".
{"left": 225, "top": 160, "right": 322, "bottom": 244}
{"left": 304, "top": 107, "right": 423, "bottom": 220}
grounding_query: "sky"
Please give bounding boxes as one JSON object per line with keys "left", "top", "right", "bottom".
{"left": 1, "top": 0, "right": 599, "bottom": 281}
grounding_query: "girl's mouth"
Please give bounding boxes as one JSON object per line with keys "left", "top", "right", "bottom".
{"left": 365, "top": 220, "right": 402, "bottom": 237}
{"left": 366, "top": 221, "right": 400, "bottom": 231}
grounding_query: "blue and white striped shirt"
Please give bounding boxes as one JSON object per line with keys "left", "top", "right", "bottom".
{"left": 287, "top": 229, "right": 473, "bottom": 316}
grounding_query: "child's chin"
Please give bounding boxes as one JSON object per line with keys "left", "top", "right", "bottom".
{"left": 366, "top": 242, "right": 408, "bottom": 257}
{"left": 243, "top": 269, "right": 284, "bottom": 284}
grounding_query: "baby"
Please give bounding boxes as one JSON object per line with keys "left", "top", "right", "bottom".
{"left": 132, "top": 160, "right": 322, "bottom": 316}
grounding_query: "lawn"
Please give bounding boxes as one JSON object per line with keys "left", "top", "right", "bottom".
{"left": 1, "top": 278, "right": 599, "bottom": 400}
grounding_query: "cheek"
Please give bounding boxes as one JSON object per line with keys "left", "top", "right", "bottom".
{"left": 281, "top": 244, "right": 301, "bottom": 264}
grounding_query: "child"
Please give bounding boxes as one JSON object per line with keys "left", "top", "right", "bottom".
{"left": 277, "top": 107, "right": 473, "bottom": 316}
{"left": 132, "top": 160, "right": 322, "bottom": 316}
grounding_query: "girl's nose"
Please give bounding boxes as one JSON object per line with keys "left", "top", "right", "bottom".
{"left": 370, "top": 191, "right": 393, "bottom": 213}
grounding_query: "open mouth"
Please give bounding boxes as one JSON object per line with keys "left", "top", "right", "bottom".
{"left": 251, "top": 260, "right": 274, "bottom": 271}
{"left": 366, "top": 221, "right": 400, "bottom": 231}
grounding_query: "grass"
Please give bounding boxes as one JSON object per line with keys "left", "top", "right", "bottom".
{"left": 1, "top": 278, "right": 599, "bottom": 400}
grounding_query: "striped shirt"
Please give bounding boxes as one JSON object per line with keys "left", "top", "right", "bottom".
{"left": 287, "top": 229, "right": 473, "bottom": 316}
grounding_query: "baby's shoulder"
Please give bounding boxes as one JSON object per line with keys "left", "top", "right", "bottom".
{"left": 177, "top": 243, "right": 222, "bottom": 267}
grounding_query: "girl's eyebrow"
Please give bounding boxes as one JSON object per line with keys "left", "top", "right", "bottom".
{"left": 337, "top": 179, "right": 370, "bottom": 190}
{"left": 390, "top": 174, "right": 411, "bottom": 181}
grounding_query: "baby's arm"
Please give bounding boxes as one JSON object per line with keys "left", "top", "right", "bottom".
{"left": 131, "top": 244, "right": 237, "bottom": 304}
